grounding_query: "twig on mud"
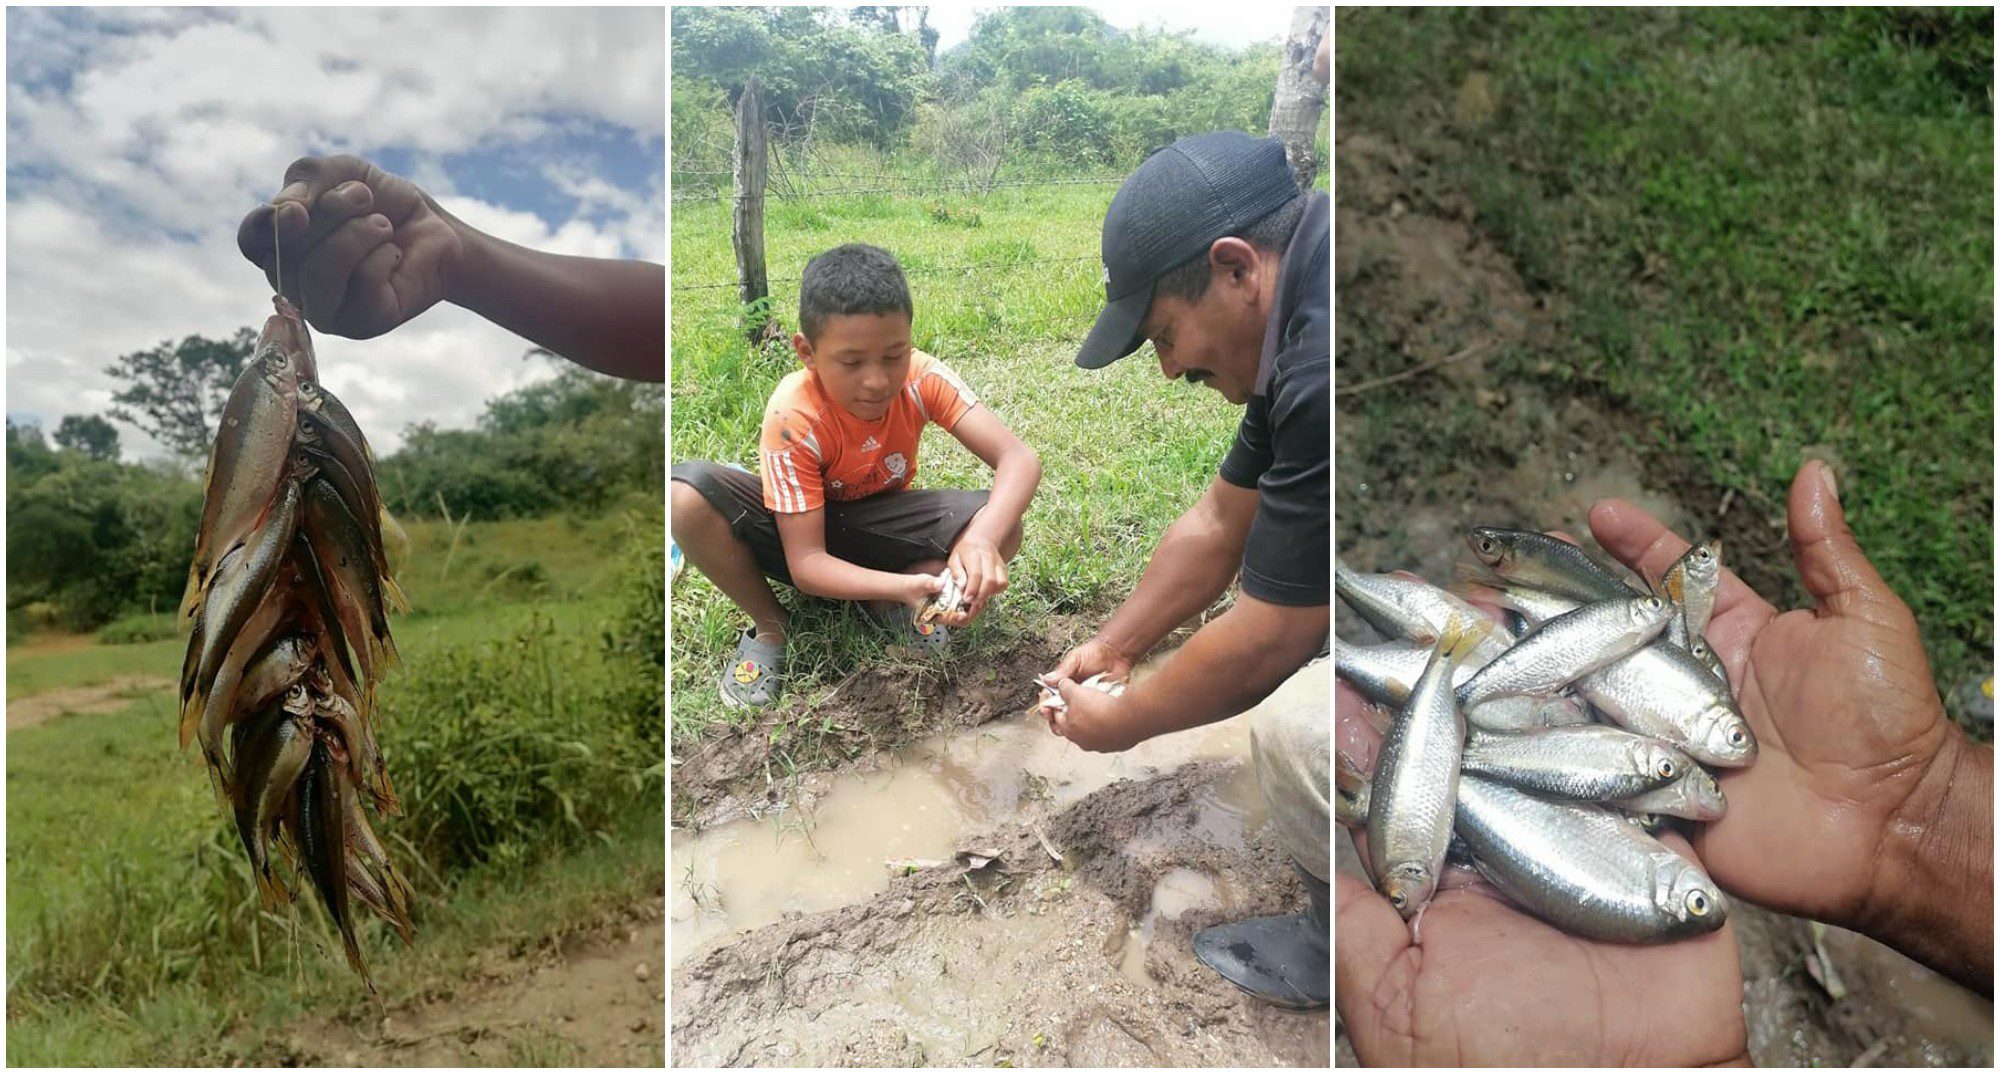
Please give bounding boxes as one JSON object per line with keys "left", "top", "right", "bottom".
{"left": 1336, "top": 340, "right": 1494, "bottom": 397}
{"left": 1850, "top": 1038, "right": 1891, "bottom": 1067}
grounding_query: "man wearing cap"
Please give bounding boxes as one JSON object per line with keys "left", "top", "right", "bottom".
{"left": 1041, "top": 130, "right": 1329, "bottom": 1009}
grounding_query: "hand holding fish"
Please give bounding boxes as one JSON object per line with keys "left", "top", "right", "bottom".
{"left": 945, "top": 537, "right": 1007, "bottom": 625}
{"left": 239, "top": 155, "right": 666, "bottom": 381}
{"left": 1039, "top": 673, "right": 1136, "bottom": 753}
{"left": 238, "top": 155, "right": 463, "bottom": 340}
{"left": 1591, "top": 461, "right": 1992, "bottom": 994}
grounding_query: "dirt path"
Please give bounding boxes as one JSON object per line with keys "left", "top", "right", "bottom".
{"left": 673, "top": 762, "right": 1328, "bottom": 1067}
{"left": 274, "top": 902, "right": 666, "bottom": 1066}
{"left": 7, "top": 674, "right": 172, "bottom": 730}
{"left": 1333, "top": 122, "right": 1993, "bottom": 1065}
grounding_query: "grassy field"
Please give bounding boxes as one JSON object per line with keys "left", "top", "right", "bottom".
{"left": 6, "top": 503, "right": 664, "bottom": 1065}
{"left": 669, "top": 147, "right": 1328, "bottom": 744}
{"left": 1337, "top": 8, "right": 1993, "bottom": 711}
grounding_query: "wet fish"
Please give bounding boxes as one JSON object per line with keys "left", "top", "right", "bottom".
{"left": 1578, "top": 642, "right": 1757, "bottom": 767}
{"left": 193, "top": 472, "right": 304, "bottom": 693}
{"left": 296, "top": 736, "right": 370, "bottom": 988}
{"left": 180, "top": 314, "right": 306, "bottom": 620}
{"left": 1335, "top": 638, "right": 1589, "bottom": 732}
{"left": 1460, "top": 528, "right": 1639, "bottom": 603}
{"left": 1366, "top": 619, "right": 1486, "bottom": 919}
{"left": 1335, "top": 753, "right": 1369, "bottom": 827}
{"left": 1457, "top": 596, "right": 1674, "bottom": 707}
{"left": 1455, "top": 773, "right": 1728, "bottom": 942}
{"left": 1690, "top": 636, "right": 1729, "bottom": 685}
{"left": 1661, "top": 539, "right": 1722, "bottom": 650}
{"left": 1612, "top": 762, "right": 1727, "bottom": 821}
{"left": 1462, "top": 725, "right": 1691, "bottom": 801}
{"left": 236, "top": 634, "right": 316, "bottom": 717}
{"left": 301, "top": 476, "right": 399, "bottom": 676}
{"left": 1337, "top": 558, "right": 1514, "bottom": 659}
{"left": 231, "top": 703, "right": 311, "bottom": 906}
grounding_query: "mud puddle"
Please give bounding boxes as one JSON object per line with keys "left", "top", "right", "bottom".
{"left": 672, "top": 672, "right": 1263, "bottom": 966}
{"left": 672, "top": 664, "right": 1328, "bottom": 1067}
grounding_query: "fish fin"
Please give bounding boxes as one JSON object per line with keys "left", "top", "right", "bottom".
{"left": 1443, "top": 616, "right": 1493, "bottom": 663}
{"left": 1361, "top": 700, "right": 1392, "bottom": 736}
{"left": 381, "top": 575, "right": 410, "bottom": 616}
{"left": 1453, "top": 558, "right": 1509, "bottom": 591}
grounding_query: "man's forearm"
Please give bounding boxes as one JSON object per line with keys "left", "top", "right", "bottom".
{"left": 1096, "top": 492, "right": 1251, "bottom": 660}
{"left": 1870, "top": 733, "right": 1993, "bottom": 994}
{"left": 1118, "top": 597, "right": 1328, "bottom": 741}
{"left": 450, "top": 223, "right": 665, "bottom": 382}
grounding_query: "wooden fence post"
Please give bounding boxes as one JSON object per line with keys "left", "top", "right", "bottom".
{"left": 1269, "top": 7, "right": 1329, "bottom": 190}
{"left": 733, "top": 77, "right": 772, "bottom": 339}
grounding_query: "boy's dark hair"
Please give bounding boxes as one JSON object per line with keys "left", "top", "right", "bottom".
{"left": 1151, "top": 191, "right": 1309, "bottom": 304}
{"left": 798, "top": 243, "right": 914, "bottom": 340}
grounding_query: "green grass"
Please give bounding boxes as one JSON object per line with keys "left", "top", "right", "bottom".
{"left": 1337, "top": 7, "right": 1993, "bottom": 706}
{"left": 670, "top": 160, "right": 1290, "bottom": 745}
{"left": 7, "top": 506, "right": 664, "bottom": 1064}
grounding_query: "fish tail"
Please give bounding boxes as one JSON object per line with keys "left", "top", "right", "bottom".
{"left": 381, "top": 575, "right": 410, "bottom": 615}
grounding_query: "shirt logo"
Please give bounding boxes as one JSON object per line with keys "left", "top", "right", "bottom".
{"left": 860, "top": 436, "right": 881, "bottom": 452}
{"left": 885, "top": 452, "right": 908, "bottom": 479}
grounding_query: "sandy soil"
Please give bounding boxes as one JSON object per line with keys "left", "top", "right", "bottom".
{"left": 7, "top": 674, "right": 172, "bottom": 730}
{"left": 1333, "top": 121, "right": 1993, "bottom": 1066}
{"left": 266, "top": 901, "right": 667, "bottom": 1066}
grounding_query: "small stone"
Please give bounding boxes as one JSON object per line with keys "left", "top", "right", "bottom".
{"left": 635, "top": 961, "right": 652, "bottom": 982}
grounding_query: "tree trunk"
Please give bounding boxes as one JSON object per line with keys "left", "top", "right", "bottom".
{"left": 733, "top": 78, "right": 771, "bottom": 338}
{"left": 1268, "top": 7, "right": 1330, "bottom": 190}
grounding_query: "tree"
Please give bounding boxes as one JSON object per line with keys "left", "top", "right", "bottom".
{"left": 53, "top": 414, "right": 120, "bottom": 460}
{"left": 105, "top": 328, "right": 257, "bottom": 458}
{"left": 1268, "top": 7, "right": 1329, "bottom": 188}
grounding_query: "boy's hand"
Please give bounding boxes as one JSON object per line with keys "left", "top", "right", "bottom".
{"left": 901, "top": 570, "right": 946, "bottom": 616}
{"left": 947, "top": 538, "right": 1007, "bottom": 624}
{"left": 238, "top": 155, "right": 466, "bottom": 338}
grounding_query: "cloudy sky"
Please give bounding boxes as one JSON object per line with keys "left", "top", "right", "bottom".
{"left": 6, "top": 7, "right": 665, "bottom": 459}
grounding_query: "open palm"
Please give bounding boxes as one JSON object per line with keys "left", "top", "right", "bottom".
{"left": 1588, "top": 462, "right": 1964, "bottom": 933}
{"left": 1336, "top": 683, "right": 1747, "bottom": 1065}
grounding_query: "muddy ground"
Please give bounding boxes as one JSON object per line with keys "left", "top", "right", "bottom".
{"left": 670, "top": 628, "right": 1330, "bottom": 1067}
{"left": 1333, "top": 123, "right": 1993, "bottom": 1065}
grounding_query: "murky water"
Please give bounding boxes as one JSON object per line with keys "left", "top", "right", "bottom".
{"left": 671, "top": 674, "right": 1270, "bottom": 966}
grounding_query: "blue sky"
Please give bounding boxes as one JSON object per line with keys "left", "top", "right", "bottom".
{"left": 5, "top": 7, "right": 665, "bottom": 458}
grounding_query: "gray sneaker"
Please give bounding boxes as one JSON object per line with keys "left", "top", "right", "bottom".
{"left": 719, "top": 627, "right": 785, "bottom": 709}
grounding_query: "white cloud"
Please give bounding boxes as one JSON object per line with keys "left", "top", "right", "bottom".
{"left": 7, "top": 8, "right": 664, "bottom": 461}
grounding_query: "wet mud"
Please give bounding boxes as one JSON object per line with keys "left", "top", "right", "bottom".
{"left": 671, "top": 632, "right": 1329, "bottom": 1066}
{"left": 1333, "top": 122, "right": 1993, "bottom": 1065}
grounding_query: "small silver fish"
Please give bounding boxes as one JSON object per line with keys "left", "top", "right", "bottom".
{"left": 1455, "top": 774, "right": 1728, "bottom": 942}
{"left": 1459, "top": 528, "right": 1640, "bottom": 602}
{"left": 1367, "top": 618, "right": 1486, "bottom": 919}
{"left": 1335, "top": 639, "right": 1589, "bottom": 732}
{"left": 1578, "top": 642, "right": 1757, "bottom": 767}
{"left": 1457, "top": 596, "right": 1674, "bottom": 708}
{"left": 1612, "top": 762, "right": 1727, "bottom": 821}
{"left": 1337, "top": 558, "right": 1513, "bottom": 661}
{"left": 1462, "top": 724, "right": 1691, "bottom": 801}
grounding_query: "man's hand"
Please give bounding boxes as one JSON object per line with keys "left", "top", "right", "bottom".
{"left": 238, "top": 155, "right": 465, "bottom": 339}
{"left": 947, "top": 538, "right": 1007, "bottom": 625}
{"left": 1337, "top": 653, "right": 1748, "bottom": 1065}
{"left": 1590, "top": 461, "right": 1990, "bottom": 990}
{"left": 1047, "top": 636, "right": 1137, "bottom": 687}
{"left": 1044, "top": 678, "right": 1139, "bottom": 753}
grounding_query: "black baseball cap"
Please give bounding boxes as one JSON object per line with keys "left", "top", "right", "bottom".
{"left": 1076, "top": 130, "right": 1301, "bottom": 369}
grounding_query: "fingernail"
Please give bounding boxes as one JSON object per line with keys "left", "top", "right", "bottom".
{"left": 370, "top": 214, "right": 390, "bottom": 229}
{"left": 1819, "top": 461, "right": 1839, "bottom": 505}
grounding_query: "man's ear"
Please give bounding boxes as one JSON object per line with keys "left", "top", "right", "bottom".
{"left": 792, "top": 332, "right": 813, "bottom": 365}
{"left": 1208, "top": 236, "right": 1262, "bottom": 295}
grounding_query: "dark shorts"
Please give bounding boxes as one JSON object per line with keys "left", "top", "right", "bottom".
{"left": 671, "top": 460, "right": 990, "bottom": 586}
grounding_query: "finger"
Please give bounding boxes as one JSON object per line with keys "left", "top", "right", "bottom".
{"left": 340, "top": 240, "right": 406, "bottom": 337}
{"left": 299, "top": 214, "right": 393, "bottom": 328}
{"left": 1590, "top": 499, "right": 1768, "bottom": 619}
{"left": 1335, "top": 680, "right": 1384, "bottom": 776}
{"left": 1333, "top": 868, "right": 1411, "bottom": 1025}
{"left": 274, "top": 154, "right": 370, "bottom": 210}
{"left": 1787, "top": 461, "right": 1903, "bottom": 625}
{"left": 303, "top": 180, "right": 376, "bottom": 253}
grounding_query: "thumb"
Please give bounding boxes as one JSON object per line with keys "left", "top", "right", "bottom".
{"left": 1334, "top": 868, "right": 1410, "bottom": 1036}
{"left": 1788, "top": 461, "right": 1899, "bottom": 623}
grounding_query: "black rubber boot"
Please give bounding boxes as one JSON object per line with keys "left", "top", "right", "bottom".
{"left": 1192, "top": 864, "right": 1330, "bottom": 1009}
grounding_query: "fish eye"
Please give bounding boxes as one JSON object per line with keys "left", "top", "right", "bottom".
{"left": 1656, "top": 759, "right": 1678, "bottom": 780}
{"left": 1388, "top": 891, "right": 1406, "bottom": 909}
{"left": 1727, "top": 727, "right": 1747, "bottom": 747}
{"left": 1685, "top": 889, "right": 1711, "bottom": 916}
{"left": 1476, "top": 537, "right": 1497, "bottom": 556}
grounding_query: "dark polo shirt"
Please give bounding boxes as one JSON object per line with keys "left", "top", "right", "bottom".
{"left": 1218, "top": 191, "right": 1330, "bottom": 608}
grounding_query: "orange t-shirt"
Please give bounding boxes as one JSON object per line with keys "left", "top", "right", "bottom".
{"left": 758, "top": 350, "right": 978, "bottom": 513}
